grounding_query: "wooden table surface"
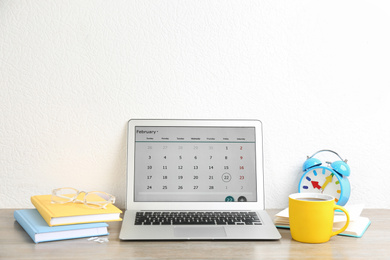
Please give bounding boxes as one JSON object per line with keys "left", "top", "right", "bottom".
{"left": 1, "top": 209, "right": 389, "bottom": 259}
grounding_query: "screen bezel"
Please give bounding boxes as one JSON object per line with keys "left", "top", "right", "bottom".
{"left": 125, "top": 119, "right": 265, "bottom": 211}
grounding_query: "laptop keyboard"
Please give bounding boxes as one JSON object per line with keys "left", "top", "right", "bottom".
{"left": 135, "top": 211, "right": 262, "bottom": 225}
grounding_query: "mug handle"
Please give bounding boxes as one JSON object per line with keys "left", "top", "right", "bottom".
{"left": 331, "top": 205, "right": 350, "bottom": 237}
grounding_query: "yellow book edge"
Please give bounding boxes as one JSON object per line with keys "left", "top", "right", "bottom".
{"left": 31, "top": 195, "right": 122, "bottom": 226}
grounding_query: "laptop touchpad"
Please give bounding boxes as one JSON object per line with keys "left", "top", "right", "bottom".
{"left": 174, "top": 226, "right": 227, "bottom": 238}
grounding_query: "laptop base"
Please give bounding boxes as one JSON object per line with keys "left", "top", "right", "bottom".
{"left": 119, "top": 210, "right": 281, "bottom": 240}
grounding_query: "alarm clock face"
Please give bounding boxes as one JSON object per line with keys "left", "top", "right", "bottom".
{"left": 299, "top": 166, "right": 342, "bottom": 204}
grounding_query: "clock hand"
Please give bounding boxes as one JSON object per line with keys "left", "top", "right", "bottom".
{"left": 321, "top": 174, "right": 334, "bottom": 191}
{"left": 311, "top": 181, "right": 322, "bottom": 190}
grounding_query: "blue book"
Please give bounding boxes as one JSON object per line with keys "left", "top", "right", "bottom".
{"left": 14, "top": 209, "right": 109, "bottom": 243}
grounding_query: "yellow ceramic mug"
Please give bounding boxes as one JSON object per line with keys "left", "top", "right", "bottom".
{"left": 289, "top": 193, "right": 350, "bottom": 243}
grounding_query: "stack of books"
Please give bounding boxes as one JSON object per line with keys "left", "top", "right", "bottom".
{"left": 14, "top": 194, "right": 122, "bottom": 243}
{"left": 273, "top": 204, "right": 371, "bottom": 238}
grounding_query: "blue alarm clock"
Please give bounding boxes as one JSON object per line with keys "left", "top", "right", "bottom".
{"left": 299, "top": 150, "right": 351, "bottom": 206}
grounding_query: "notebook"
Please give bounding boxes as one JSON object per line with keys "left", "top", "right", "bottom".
{"left": 119, "top": 119, "right": 281, "bottom": 240}
{"left": 31, "top": 194, "right": 122, "bottom": 226}
{"left": 14, "top": 209, "right": 108, "bottom": 243}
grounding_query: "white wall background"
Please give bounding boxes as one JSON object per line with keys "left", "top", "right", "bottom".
{"left": 1, "top": 0, "right": 389, "bottom": 209}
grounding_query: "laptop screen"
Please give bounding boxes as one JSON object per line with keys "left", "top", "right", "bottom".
{"left": 133, "top": 126, "right": 257, "bottom": 202}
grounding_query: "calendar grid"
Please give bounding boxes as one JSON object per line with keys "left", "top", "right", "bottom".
{"left": 134, "top": 126, "right": 257, "bottom": 202}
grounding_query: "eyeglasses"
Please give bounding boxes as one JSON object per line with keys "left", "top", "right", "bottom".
{"left": 51, "top": 187, "right": 116, "bottom": 209}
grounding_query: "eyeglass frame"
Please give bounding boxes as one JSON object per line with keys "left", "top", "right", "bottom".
{"left": 51, "top": 187, "right": 116, "bottom": 209}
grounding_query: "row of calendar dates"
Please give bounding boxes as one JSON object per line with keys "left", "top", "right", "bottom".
{"left": 141, "top": 185, "right": 246, "bottom": 191}
{"left": 141, "top": 164, "right": 247, "bottom": 170}
{"left": 141, "top": 172, "right": 246, "bottom": 182}
{"left": 136, "top": 172, "right": 250, "bottom": 191}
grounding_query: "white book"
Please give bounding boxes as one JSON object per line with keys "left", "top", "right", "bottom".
{"left": 274, "top": 204, "right": 371, "bottom": 238}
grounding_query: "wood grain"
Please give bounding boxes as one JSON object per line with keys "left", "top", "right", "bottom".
{"left": 1, "top": 209, "right": 389, "bottom": 259}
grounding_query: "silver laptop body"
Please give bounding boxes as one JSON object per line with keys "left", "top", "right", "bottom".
{"left": 119, "top": 119, "right": 281, "bottom": 240}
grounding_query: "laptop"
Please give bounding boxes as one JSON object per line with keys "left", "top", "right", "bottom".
{"left": 119, "top": 119, "right": 281, "bottom": 240}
